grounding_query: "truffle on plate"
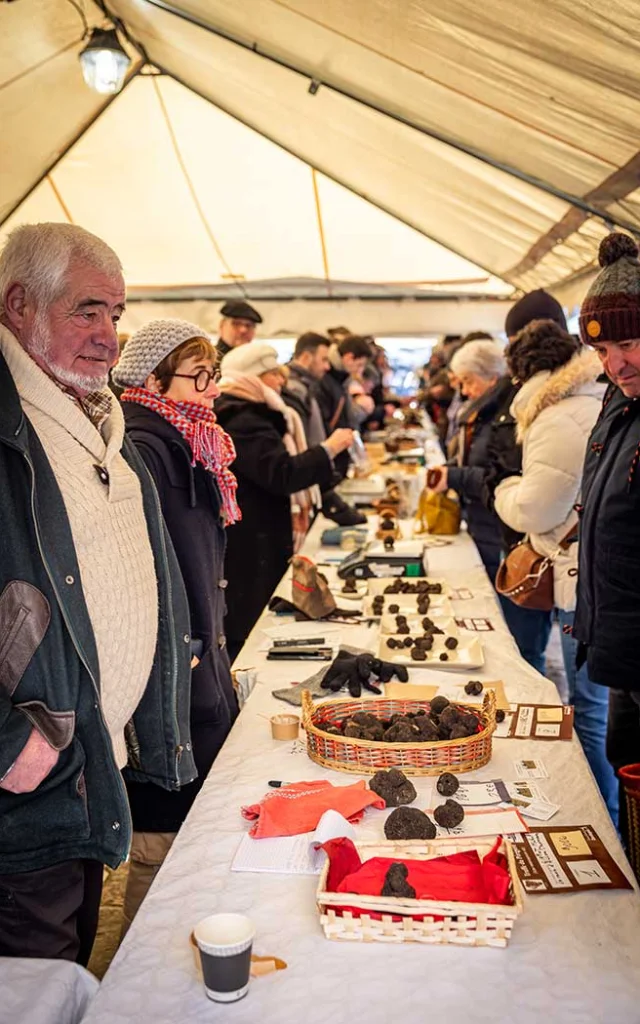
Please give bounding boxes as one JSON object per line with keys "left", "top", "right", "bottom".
{"left": 384, "top": 806, "right": 437, "bottom": 840}
{"left": 496, "top": 709, "right": 506, "bottom": 723}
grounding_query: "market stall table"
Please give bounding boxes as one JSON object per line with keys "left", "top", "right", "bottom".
{"left": 81, "top": 517, "right": 640, "bottom": 1024}
{"left": 0, "top": 957, "right": 98, "bottom": 1024}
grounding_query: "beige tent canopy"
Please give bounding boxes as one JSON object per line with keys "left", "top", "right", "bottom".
{"left": 2, "top": 0, "right": 640, "bottom": 333}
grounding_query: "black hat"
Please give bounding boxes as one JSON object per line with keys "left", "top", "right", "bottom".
{"left": 505, "top": 289, "right": 567, "bottom": 338}
{"left": 220, "top": 300, "right": 262, "bottom": 324}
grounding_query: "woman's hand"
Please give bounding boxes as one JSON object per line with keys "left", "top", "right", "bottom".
{"left": 324, "top": 428, "right": 355, "bottom": 458}
{"left": 427, "top": 466, "right": 449, "bottom": 493}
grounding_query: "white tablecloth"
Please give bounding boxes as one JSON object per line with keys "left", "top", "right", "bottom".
{"left": 82, "top": 518, "right": 640, "bottom": 1024}
{"left": 0, "top": 958, "right": 98, "bottom": 1024}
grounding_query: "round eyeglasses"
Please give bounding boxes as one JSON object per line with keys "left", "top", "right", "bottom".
{"left": 168, "top": 368, "right": 221, "bottom": 392}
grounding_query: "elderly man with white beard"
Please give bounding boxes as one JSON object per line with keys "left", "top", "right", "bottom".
{"left": 0, "top": 223, "right": 195, "bottom": 964}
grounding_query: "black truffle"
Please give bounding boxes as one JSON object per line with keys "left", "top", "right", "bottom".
{"left": 384, "top": 806, "right": 437, "bottom": 840}
{"left": 384, "top": 720, "right": 421, "bottom": 743}
{"left": 386, "top": 638, "right": 398, "bottom": 650}
{"left": 430, "top": 696, "right": 450, "bottom": 716}
{"left": 388, "top": 603, "right": 399, "bottom": 613}
{"left": 439, "top": 653, "right": 449, "bottom": 662}
{"left": 464, "top": 680, "right": 483, "bottom": 696}
{"left": 444, "top": 636, "right": 458, "bottom": 650}
{"left": 433, "top": 799, "right": 465, "bottom": 829}
{"left": 370, "top": 768, "right": 417, "bottom": 807}
{"left": 402, "top": 637, "right": 414, "bottom": 648}
{"left": 436, "top": 772, "right": 460, "bottom": 797}
{"left": 495, "top": 708, "right": 506, "bottom": 723}
{"left": 381, "top": 862, "right": 416, "bottom": 899}
{"left": 414, "top": 715, "right": 439, "bottom": 741}
{"left": 411, "top": 647, "right": 426, "bottom": 661}
{"left": 397, "top": 624, "right": 410, "bottom": 634}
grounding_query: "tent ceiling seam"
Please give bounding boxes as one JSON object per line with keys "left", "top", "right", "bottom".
{"left": 0, "top": 61, "right": 143, "bottom": 229}
{"left": 150, "top": 75, "right": 246, "bottom": 297}
{"left": 152, "top": 61, "right": 507, "bottom": 285}
{"left": 131, "top": 0, "right": 640, "bottom": 237}
{"left": 47, "top": 174, "right": 74, "bottom": 223}
{"left": 267, "top": 0, "right": 618, "bottom": 170}
{"left": 507, "top": 150, "right": 640, "bottom": 281}
{"left": 0, "top": 39, "right": 82, "bottom": 94}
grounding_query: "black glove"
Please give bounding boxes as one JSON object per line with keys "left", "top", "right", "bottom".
{"left": 320, "top": 650, "right": 408, "bottom": 697}
{"left": 370, "top": 658, "right": 409, "bottom": 684}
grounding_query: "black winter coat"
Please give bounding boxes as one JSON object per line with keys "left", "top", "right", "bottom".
{"left": 316, "top": 366, "right": 352, "bottom": 480}
{"left": 215, "top": 394, "right": 334, "bottom": 650}
{"left": 0, "top": 351, "right": 195, "bottom": 873}
{"left": 447, "top": 377, "right": 520, "bottom": 564}
{"left": 122, "top": 402, "right": 239, "bottom": 832}
{"left": 573, "top": 384, "right": 640, "bottom": 690}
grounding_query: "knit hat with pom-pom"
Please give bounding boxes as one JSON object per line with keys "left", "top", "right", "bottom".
{"left": 579, "top": 233, "right": 640, "bottom": 344}
{"left": 113, "top": 319, "right": 213, "bottom": 386}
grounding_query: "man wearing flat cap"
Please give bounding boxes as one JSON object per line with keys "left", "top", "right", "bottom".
{"left": 216, "top": 301, "right": 262, "bottom": 364}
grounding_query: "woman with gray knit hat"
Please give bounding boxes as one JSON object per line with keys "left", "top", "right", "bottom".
{"left": 113, "top": 319, "right": 241, "bottom": 929}
{"left": 572, "top": 233, "right": 640, "bottom": 848}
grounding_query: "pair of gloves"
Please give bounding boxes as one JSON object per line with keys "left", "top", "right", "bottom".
{"left": 320, "top": 649, "right": 409, "bottom": 698}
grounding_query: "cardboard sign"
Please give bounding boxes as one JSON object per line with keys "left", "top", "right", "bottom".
{"left": 496, "top": 704, "right": 574, "bottom": 741}
{"left": 505, "top": 825, "right": 633, "bottom": 894}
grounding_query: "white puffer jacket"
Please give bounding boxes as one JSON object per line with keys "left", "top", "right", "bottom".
{"left": 494, "top": 349, "right": 604, "bottom": 612}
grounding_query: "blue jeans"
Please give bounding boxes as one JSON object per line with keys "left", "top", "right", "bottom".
{"left": 558, "top": 608, "right": 619, "bottom": 825}
{"left": 500, "top": 598, "right": 552, "bottom": 676}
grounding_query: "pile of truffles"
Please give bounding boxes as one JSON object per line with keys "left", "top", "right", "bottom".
{"left": 319, "top": 696, "right": 481, "bottom": 743}
{"left": 382, "top": 579, "right": 443, "bottom": 595}
{"left": 385, "top": 615, "right": 459, "bottom": 662}
{"left": 382, "top": 770, "right": 466, "bottom": 842}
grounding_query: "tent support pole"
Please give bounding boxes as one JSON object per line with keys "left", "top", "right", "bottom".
{"left": 130, "top": 0, "right": 640, "bottom": 235}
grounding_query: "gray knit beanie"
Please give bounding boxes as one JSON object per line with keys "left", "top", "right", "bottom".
{"left": 113, "top": 319, "right": 213, "bottom": 387}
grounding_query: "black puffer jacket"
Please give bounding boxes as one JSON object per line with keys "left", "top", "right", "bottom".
{"left": 122, "top": 402, "right": 238, "bottom": 832}
{"left": 447, "top": 377, "right": 520, "bottom": 564}
{"left": 573, "top": 384, "right": 640, "bottom": 690}
{"left": 215, "top": 394, "right": 334, "bottom": 652}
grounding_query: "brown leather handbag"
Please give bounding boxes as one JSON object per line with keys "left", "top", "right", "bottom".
{"left": 495, "top": 526, "right": 577, "bottom": 611}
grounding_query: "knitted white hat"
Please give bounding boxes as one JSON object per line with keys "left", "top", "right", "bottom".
{"left": 113, "top": 319, "right": 213, "bottom": 386}
{"left": 220, "top": 341, "right": 283, "bottom": 378}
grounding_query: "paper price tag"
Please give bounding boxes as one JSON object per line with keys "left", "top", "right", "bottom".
{"left": 513, "top": 758, "right": 549, "bottom": 779}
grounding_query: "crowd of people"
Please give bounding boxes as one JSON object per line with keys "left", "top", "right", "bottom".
{"left": 0, "top": 221, "right": 638, "bottom": 967}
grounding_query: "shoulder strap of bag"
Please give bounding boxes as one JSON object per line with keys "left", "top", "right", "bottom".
{"left": 557, "top": 519, "right": 579, "bottom": 552}
{"left": 328, "top": 395, "right": 346, "bottom": 433}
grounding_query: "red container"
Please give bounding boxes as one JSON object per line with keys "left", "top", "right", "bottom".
{"left": 619, "top": 763, "right": 640, "bottom": 881}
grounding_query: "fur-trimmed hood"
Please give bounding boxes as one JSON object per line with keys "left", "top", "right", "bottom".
{"left": 511, "top": 348, "right": 604, "bottom": 441}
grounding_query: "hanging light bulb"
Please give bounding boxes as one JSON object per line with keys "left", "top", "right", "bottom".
{"left": 79, "top": 27, "right": 131, "bottom": 95}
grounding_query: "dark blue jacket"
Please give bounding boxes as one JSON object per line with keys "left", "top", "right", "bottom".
{"left": 573, "top": 384, "right": 640, "bottom": 690}
{"left": 0, "top": 350, "right": 196, "bottom": 873}
{"left": 122, "top": 402, "right": 238, "bottom": 832}
{"left": 447, "top": 376, "right": 518, "bottom": 563}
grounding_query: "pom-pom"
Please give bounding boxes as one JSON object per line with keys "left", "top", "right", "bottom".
{"left": 598, "top": 232, "right": 638, "bottom": 267}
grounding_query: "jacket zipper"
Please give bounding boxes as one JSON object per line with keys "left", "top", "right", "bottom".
{"left": 14, "top": 435, "right": 133, "bottom": 853}
{"left": 148, "top": 473, "right": 185, "bottom": 784}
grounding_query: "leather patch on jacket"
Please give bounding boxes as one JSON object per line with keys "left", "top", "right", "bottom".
{"left": 0, "top": 581, "right": 51, "bottom": 697}
{"left": 16, "top": 701, "right": 75, "bottom": 751}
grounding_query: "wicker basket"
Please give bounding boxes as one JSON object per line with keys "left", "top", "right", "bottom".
{"left": 317, "top": 837, "right": 523, "bottom": 947}
{"left": 619, "top": 763, "right": 640, "bottom": 882}
{"left": 302, "top": 689, "right": 496, "bottom": 776}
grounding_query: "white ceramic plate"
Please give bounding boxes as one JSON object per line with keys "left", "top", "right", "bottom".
{"left": 377, "top": 633, "right": 484, "bottom": 671}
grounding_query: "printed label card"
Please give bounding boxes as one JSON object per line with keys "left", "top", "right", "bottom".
{"left": 500, "top": 704, "right": 574, "bottom": 741}
{"left": 505, "top": 826, "right": 633, "bottom": 894}
{"left": 513, "top": 758, "right": 549, "bottom": 780}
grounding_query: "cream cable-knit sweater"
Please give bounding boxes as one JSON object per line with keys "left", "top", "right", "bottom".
{"left": 0, "top": 327, "right": 158, "bottom": 769}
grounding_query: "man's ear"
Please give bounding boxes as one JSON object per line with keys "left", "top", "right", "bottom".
{"left": 2, "top": 282, "right": 28, "bottom": 333}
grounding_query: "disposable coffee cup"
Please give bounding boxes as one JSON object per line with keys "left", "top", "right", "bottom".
{"left": 270, "top": 713, "right": 300, "bottom": 740}
{"left": 194, "top": 913, "right": 255, "bottom": 1003}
